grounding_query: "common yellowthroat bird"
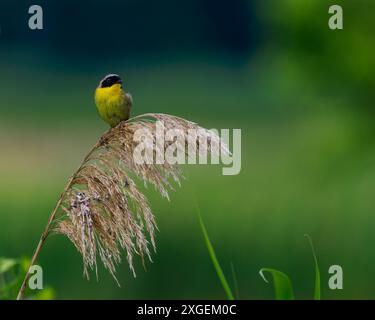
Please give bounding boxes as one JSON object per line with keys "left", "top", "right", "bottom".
{"left": 95, "top": 74, "right": 133, "bottom": 127}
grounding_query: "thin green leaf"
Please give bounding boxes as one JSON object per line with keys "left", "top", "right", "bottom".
{"left": 230, "top": 262, "right": 240, "bottom": 300}
{"left": 198, "top": 213, "right": 234, "bottom": 300}
{"left": 305, "top": 234, "right": 321, "bottom": 300}
{"left": 259, "top": 268, "right": 295, "bottom": 300}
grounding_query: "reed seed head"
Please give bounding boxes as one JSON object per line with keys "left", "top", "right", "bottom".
{"left": 54, "top": 113, "right": 228, "bottom": 283}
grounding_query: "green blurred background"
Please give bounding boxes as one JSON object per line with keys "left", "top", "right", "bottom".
{"left": 1, "top": 0, "right": 375, "bottom": 299}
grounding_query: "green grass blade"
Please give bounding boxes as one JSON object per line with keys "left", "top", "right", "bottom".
{"left": 198, "top": 213, "right": 234, "bottom": 300}
{"left": 259, "top": 268, "right": 295, "bottom": 300}
{"left": 305, "top": 234, "right": 321, "bottom": 300}
{"left": 230, "top": 262, "right": 240, "bottom": 299}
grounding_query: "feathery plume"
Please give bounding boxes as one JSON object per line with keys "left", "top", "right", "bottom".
{"left": 17, "top": 113, "right": 229, "bottom": 298}
{"left": 55, "top": 113, "right": 228, "bottom": 281}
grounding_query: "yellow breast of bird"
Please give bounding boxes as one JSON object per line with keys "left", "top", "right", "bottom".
{"left": 95, "top": 84, "right": 130, "bottom": 127}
